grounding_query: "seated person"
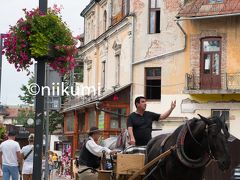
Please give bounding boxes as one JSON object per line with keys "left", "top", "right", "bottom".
{"left": 78, "top": 127, "right": 116, "bottom": 180}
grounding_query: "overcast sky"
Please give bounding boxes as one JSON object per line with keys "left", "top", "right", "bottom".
{"left": 0, "top": 0, "right": 90, "bottom": 105}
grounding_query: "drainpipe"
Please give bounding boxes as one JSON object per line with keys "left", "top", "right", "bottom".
{"left": 128, "top": 13, "right": 136, "bottom": 113}
{"left": 132, "top": 20, "right": 186, "bottom": 66}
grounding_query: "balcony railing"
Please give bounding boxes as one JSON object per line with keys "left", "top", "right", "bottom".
{"left": 184, "top": 73, "right": 240, "bottom": 94}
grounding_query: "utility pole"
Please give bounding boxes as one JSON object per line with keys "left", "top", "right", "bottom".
{"left": 32, "top": 0, "right": 47, "bottom": 179}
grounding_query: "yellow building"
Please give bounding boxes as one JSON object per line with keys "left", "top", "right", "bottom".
{"left": 177, "top": 0, "right": 240, "bottom": 138}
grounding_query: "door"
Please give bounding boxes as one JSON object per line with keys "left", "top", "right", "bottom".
{"left": 200, "top": 38, "right": 221, "bottom": 89}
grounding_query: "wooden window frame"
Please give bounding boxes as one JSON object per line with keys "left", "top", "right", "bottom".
{"left": 149, "top": 0, "right": 161, "bottom": 34}
{"left": 200, "top": 37, "right": 222, "bottom": 76}
{"left": 145, "top": 67, "right": 161, "bottom": 100}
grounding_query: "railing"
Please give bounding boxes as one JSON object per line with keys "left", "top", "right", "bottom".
{"left": 185, "top": 72, "right": 240, "bottom": 91}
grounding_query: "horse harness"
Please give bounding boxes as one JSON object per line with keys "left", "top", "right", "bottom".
{"left": 158, "top": 120, "right": 220, "bottom": 169}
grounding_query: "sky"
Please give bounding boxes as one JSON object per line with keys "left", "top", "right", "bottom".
{"left": 0, "top": 0, "right": 90, "bottom": 105}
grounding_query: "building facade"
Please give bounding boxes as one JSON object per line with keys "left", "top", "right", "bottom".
{"left": 63, "top": 0, "right": 240, "bottom": 155}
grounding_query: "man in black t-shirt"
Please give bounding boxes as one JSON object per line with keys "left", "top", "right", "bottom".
{"left": 127, "top": 96, "right": 176, "bottom": 146}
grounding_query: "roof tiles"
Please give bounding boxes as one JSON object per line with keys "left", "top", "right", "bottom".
{"left": 177, "top": 0, "right": 240, "bottom": 18}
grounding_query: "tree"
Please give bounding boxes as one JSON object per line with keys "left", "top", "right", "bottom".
{"left": 14, "top": 108, "right": 35, "bottom": 127}
{"left": 19, "top": 75, "right": 64, "bottom": 132}
{"left": 48, "top": 111, "right": 64, "bottom": 133}
{"left": 19, "top": 75, "right": 35, "bottom": 105}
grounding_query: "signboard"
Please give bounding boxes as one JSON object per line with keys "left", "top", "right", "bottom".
{"left": 98, "top": 111, "right": 105, "bottom": 130}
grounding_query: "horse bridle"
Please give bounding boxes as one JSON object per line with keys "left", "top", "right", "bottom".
{"left": 186, "top": 120, "right": 217, "bottom": 161}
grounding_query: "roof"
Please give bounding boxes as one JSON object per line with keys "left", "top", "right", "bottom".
{"left": 5, "top": 108, "right": 18, "bottom": 118}
{"left": 177, "top": 0, "right": 240, "bottom": 19}
{"left": 80, "top": 0, "right": 101, "bottom": 17}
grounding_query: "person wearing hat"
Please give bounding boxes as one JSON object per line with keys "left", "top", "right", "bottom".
{"left": 78, "top": 127, "right": 117, "bottom": 180}
{"left": 21, "top": 134, "right": 34, "bottom": 180}
{"left": 0, "top": 130, "right": 21, "bottom": 180}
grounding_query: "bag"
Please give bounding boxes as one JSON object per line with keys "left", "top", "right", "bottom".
{"left": 24, "top": 147, "right": 33, "bottom": 160}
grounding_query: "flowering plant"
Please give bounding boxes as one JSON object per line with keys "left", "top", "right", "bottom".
{"left": 2, "top": 5, "right": 77, "bottom": 74}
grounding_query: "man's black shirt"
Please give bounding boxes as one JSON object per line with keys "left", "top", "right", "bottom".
{"left": 127, "top": 111, "right": 160, "bottom": 146}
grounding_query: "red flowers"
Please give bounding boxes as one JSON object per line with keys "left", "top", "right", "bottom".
{"left": 2, "top": 5, "right": 77, "bottom": 74}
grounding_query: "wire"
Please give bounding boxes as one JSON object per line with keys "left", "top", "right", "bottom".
{"left": 133, "top": 82, "right": 185, "bottom": 87}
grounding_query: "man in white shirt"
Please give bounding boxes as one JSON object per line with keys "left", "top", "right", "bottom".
{"left": 0, "top": 130, "right": 21, "bottom": 180}
{"left": 78, "top": 127, "right": 117, "bottom": 180}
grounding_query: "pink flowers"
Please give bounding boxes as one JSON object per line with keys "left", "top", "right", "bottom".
{"left": 2, "top": 5, "right": 77, "bottom": 74}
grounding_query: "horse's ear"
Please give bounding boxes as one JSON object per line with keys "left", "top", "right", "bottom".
{"left": 198, "top": 114, "right": 212, "bottom": 125}
{"left": 219, "top": 113, "right": 226, "bottom": 123}
{"left": 219, "top": 113, "right": 230, "bottom": 138}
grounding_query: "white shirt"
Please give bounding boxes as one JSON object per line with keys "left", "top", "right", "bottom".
{"left": 21, "top": 145, "right": 34, "bottom": 162}
{"left": 0, "top": 139, "right": 21, "bottom": 166}
{"left": 85, "top": 137, "right": 111, "bottom": 157}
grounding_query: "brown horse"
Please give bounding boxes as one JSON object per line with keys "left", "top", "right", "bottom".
{"left": 146, "top": 114, "right": 230, "bottom": 180}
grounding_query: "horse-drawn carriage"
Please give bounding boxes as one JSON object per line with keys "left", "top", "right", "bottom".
{"left": 78, "top": 114, "right": 232, "bottom": 180}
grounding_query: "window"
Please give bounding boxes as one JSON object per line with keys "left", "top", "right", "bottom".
{"left": 202, "top": 38, "right": 221, "bottom": 75}
{"left": 111, "top": 0, "right": 129, "bottom": 25}
{"left": 110, "top": 108, "right": 127, "bottom": 129}
{"left": 101, "top": 60, "right": 106, "bottom": 90}
{"left": 78, "top": 112, "right": 85, "bottom": 132}
{"left": 54, "top": 141, "right": 63, "bottom": 152}
{"left": 208, "top": 0, "right": 223, "bottom": 4}
{"left": 211, "top": 109, "right": 229, "bottom": 128}
{"left": 66, "top": 112, "right": 74, "bottom": 132}
{"left": 88, "top": 110, "right": 96, "bottom": 128}
{"left": 115, "top": 55, "right": 120, "bottom": 86}
{"left": 123, "top": 0, "right": 130, "bottom": 17}
{"left": 149, "top": 0, "right": 161, "bottom": 34}
{"left": 74, "top": 62, "right": 84, "bottom": 82}
{"left": 103, "top": 10, "right": 107, "bottom": 32}
{"left": 145, "top": 67, "right": 161, "bottom": 100}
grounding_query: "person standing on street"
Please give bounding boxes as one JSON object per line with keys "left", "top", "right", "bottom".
{"left": 127, "top": 96, "right": 176, "bottom": 146}
{"left": 0, "top": 130, "right": 21, "bottom": 180}
{"left": 21, "top": 134, "right": 34, "bottom": 180}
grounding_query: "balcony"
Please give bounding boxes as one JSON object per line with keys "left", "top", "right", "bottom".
{"left": 184, "top": 73, "right": 240, "bottom": 94}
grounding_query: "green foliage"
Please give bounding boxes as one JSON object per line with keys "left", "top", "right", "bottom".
{"left": 19, "top": 75, "right": 35, "bottom": 105}
{"left": 2, "top": 5, "right": 77, "bottom": 74}
{"left": 49, "top": 111, "right": 64, "bottom": 133}
{"left": 15, "top": 108, "right": 35, "bottom": 127}
{"left": 19, "top": 75, "right": 64, "bottom": 132}
{"left": 0, "top": 125, "right": 7, "bottom": 142}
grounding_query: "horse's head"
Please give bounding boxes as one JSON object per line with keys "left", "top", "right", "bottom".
{"left": 198, "top": 114, "right": 230, "bottom": 171}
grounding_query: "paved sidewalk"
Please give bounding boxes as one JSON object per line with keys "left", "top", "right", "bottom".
{"left": 43, "top": 169, "right": 71, "bottom": 180}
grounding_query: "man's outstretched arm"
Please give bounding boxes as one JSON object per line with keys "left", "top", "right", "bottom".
{"left": 159, "top": 100, "right": 176, "bottom": 120}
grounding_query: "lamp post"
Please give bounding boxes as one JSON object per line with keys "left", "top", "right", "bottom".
{"left": 32, "top": 1, "right": 47, "bottom": 179}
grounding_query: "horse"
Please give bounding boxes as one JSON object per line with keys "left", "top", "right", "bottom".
{"left": 101, "top": 129, "right": 130, "bottom": 151}
{"left": 146, "top": 114, "right": 231, "bottom": 180}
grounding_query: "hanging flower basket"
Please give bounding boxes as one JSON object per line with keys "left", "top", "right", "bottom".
{"left": 2, "top": 5, "right": 77, "bottom": 74}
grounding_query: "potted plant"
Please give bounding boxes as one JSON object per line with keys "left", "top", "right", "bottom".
{"left": 2, "top": 5, "right": 77, "bottom": 74}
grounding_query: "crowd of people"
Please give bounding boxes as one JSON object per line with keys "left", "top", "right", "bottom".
{"left": 0, "top": 131, "right": 67, "bottom": 180}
